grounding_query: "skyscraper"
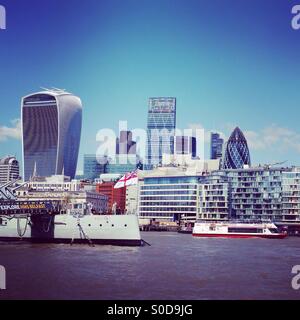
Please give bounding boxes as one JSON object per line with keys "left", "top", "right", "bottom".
{"left": 83, "top": 155, "right": 108, "bottom": 181}
{"left": 210, "top": 132, "right": 224, "bottom": 160}
{"left": 0, "top": 156, "right": 20, "bottom": 184}
{"left": 116, "top": 131, "right": 136, "bottom": 155}
{"left": 146, "top": 97, "right": 176, "bottom": 169}
{"left": 22, "top": 89, "right": 82, "bottom": 181}
{"left": 175, "top": 136, "right": 197, "bottom": 158}
{"left": 222, "top": 127, "right": 251, "bottom": 169}
{"left": 107, "top": 130, "right": 142, "bottom": 175}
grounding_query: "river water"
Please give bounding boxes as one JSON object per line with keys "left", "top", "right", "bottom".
{"left": 0, "top": 232, "right": 300, "bottom": 300}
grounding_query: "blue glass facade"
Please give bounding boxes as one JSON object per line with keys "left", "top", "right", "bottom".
{"left": 22, "top": 91, "right": 82, "bottom": 181}
{"left": 106, "top": 155, "right": 142, "bottom": 175}
{"left": 138, "top": 167, "right": 300, "bottom": 224}
{"left": 223, "top": 127, "right": 251, "bottom": 169}
{"left": 144, "top": 176, "right": 199, "bottom": 185}
{"left": 139, "top": 175, "right": 199, "bottom": 222}
{"left": 218, "top": 168, "right": 284, "bottom": 221}
{"left": 210, "top": 132, "right": 223, "bottom": 160}
{"left": 146, "top": 98, "right": 176, "bottom": 169}
{"left": 84, "top": 155, "right": 108, "bottom": 181}
{"left": 176, "top": 136, "right": 197, "bottom": 158}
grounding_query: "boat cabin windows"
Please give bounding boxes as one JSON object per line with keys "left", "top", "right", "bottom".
{"left": 228, "top": 228, "right": 263, "bottom": 234}
{"left": 269, "top": 228, "right": 279, "bottom": 234}
{"left": 209, "top": 224, "right": 216, "bottom": 231}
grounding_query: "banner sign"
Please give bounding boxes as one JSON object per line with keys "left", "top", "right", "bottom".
{"left": 0, "top": 201, "right": 59, "bottom": 212}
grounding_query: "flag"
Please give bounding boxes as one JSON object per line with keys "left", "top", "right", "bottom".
{"left": 114, "top": 170, "right": 138, "bottom": 189}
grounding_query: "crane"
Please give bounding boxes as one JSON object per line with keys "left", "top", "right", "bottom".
{"left": 263, "top": 161, "right": 288, "bottom": 170}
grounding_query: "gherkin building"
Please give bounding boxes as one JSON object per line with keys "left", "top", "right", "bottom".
{"left": 223, "top": 127, "right": 251, "bottom": 169}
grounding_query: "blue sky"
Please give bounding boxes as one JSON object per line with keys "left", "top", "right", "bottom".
{"left": 1, "top": 0, "right": 300, "bottom": 173}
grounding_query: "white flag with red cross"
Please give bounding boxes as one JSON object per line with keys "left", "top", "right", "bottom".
{"left": 114, "top": 170, "right": 138, "bottom": 189}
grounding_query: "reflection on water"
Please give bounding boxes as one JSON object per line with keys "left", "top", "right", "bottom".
{"left": 0, "top": 232, "right": 300, "bottom": 300}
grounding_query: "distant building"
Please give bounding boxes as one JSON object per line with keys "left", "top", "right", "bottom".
{"left": 175, "top": 136, "right": 196, "bottom": 158}
{"left": 116, "top": 131, "right": 136, "bottom": 155}
{"left": 22, "top": 89, "right": 82, "bottom": 181}
{"left": 27, "top": 175, "right": 81, "bottom": 192}
{"left": 84, "top": 155, "right": 108, "bottom": 181}
{"left": 106, "top": 155, "right": 142, "bottom": 175}
{"left": 146, "top": 97, "right": 176, "bottom": 169}
{"left": 96, "top": 175, "right": 126, "bottom": 214}
{"left": 0, "top": 156, "right": 20, "bottom": 184}
{"left": 106, "top": 130, "right": 142, "bottom": 175}
{"left": 222, "top": 127, "right": 251, "bottom": 169}
{"left": 161, "top": 154, "right": 220, "bottom": 173}
{"left": 210, "top": 132, "right": 224, "bottom": 160}
{"left": 17, "top": 175, "right": 108, "bottom": 214}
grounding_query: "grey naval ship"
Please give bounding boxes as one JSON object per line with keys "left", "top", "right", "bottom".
{"left": 0, "top": 181, "right": 142, "bottom": 246}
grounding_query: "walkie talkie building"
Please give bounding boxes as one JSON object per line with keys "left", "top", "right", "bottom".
{"left": 146, "top": 97, "right": 176, "bottom": 169}
{"left": 223, "top": 127, "right": 251, "bottom": 169}
{"left": 21, "top": 89, "right": 82, "bottom": 181}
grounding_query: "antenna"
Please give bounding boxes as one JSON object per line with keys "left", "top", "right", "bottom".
{"left": 40, "top": 87, "right": 50, "bottom": 91}
{"left": 51, "top": 87, "right": 66, "bottom": 92}
{"left": 40, "top": 87, "right": 67, "bottom": 93}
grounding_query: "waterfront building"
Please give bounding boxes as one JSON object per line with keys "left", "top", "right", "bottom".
{"left": 22, "top": 88, "right": 82, "bottom": 181}
{"left": 281, "top": 167, "right": 300, "bottom": 224}
{"left": 218, "top": 167, "right": 285, "bottom": 221}
{"left": 138, "top": 161, "right": 227, "bottom": 223}
{"left": 137, "top": 159, "right": 300, "bottom": 226}
{"left": 210, "top": 132, "right": 224, "bottom": 160}
{"left": 222, "top": 127, "right": 251, "bottom": 169}
{"left": 139, "top": 166, "right": 200, "bottom": 223}
{"left": 84, "top": 154, "right": 108, "bottom": 181}
{"left": 197, "top": 173, "right": 229, "bottom": 221}
{"left": 175, "top": 136, "right": 196, "bottom": 158}
{"left": 0, "top": 156, "right": 20, "bottom": 184}
{"left": 146, "top": 97, "right": 176, "bottom": 169}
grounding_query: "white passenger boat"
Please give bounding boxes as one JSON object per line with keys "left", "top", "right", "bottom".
{"left": 193, "top": 221, "right": 287, "bottom": 239}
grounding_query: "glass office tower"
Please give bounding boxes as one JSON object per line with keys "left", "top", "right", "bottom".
{"left": 22, "top": 89, "right": 82, "bottom": 181}
{"left": 211, "top": 132, "right": 224, "bottom": 160}
{"left": 223, "top": 127, "right": 251, "bottom": 169}
{"left": 146, "top": 98, "right": 176, "bottom": 169}
{"left": 84, "top": 155, "right": 108, "bottom": 181}
{"left": 175, "top": 136, "right": 197, "bottom": 158}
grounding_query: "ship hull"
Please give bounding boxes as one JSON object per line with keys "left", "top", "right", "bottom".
{"left": 0, "top": 214, "right": 142, "bottom": 246}
{"left": 0, "top": 237, "right": 142, "bottom": 246}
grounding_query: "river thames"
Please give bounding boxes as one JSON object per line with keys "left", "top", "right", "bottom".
{"left": 0, "top": 232, "right": 300, "bottom": 300}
